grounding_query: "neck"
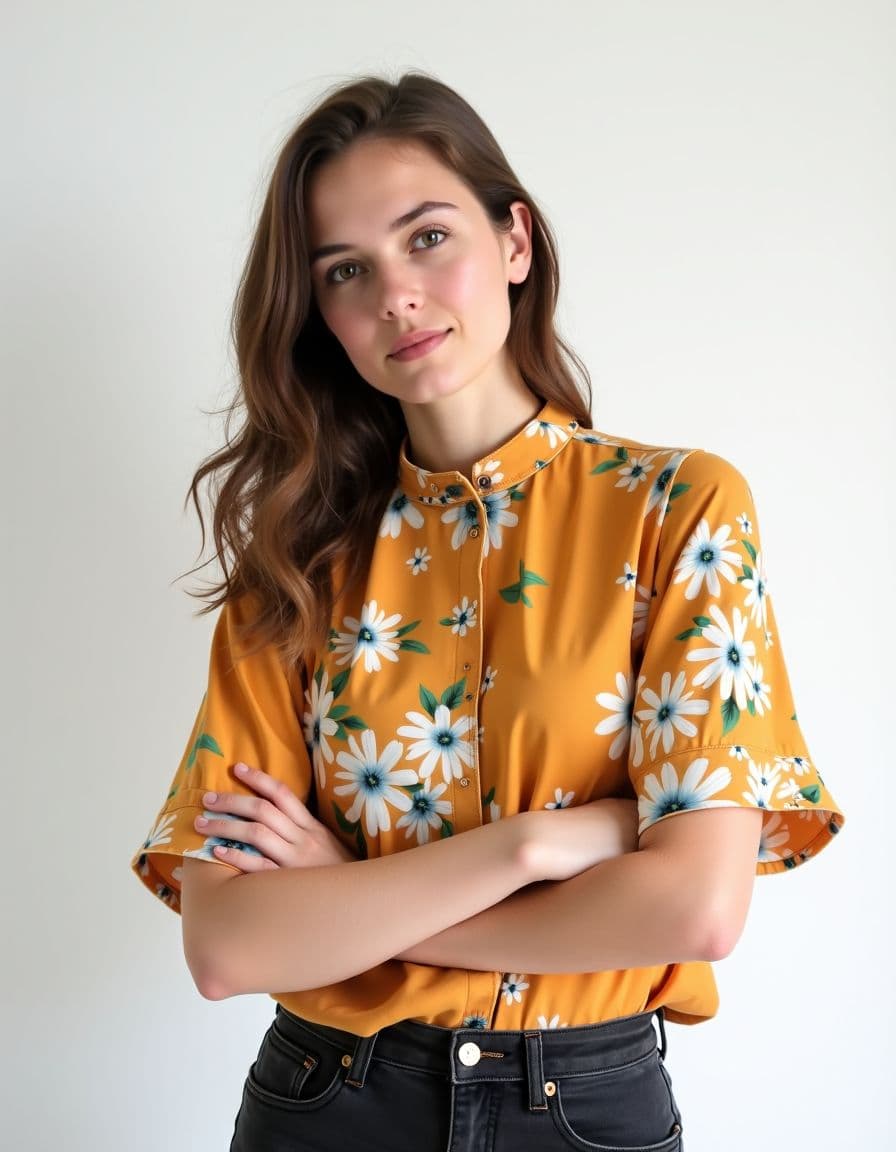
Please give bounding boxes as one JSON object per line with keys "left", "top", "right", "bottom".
{"left": 401, "top": 366, "right": 543, "bottom": 478}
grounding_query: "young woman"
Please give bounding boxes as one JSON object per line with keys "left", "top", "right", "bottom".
{"left": 132, "top": 73, "right": 844, "bottom": 1151}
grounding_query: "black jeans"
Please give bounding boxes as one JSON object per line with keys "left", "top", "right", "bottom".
{"left": 230, "top": 1004, "right": 684, "bottom": 1151}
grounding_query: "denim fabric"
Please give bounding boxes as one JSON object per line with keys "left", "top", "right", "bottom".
{"left": 230, "top": 1005, "right": 684, "bottom": 1151}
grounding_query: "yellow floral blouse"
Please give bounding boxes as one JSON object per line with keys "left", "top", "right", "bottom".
{"left": 132, "top": 397, "right": 844, "bottom": 1035}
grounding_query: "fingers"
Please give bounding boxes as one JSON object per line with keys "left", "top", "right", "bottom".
{"left": 211, "top": 843, "right": 278, "bottom": 871}
{"left": 232, "top": 762, "right": 317, "bottom": 831}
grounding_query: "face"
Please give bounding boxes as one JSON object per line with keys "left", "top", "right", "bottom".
{"left": 305, "top": 136, "right": 532, "bottom": 408}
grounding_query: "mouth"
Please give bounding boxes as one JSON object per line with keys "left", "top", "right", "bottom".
{"left": 388, "top": 329, "right": 451, "bottom": 362}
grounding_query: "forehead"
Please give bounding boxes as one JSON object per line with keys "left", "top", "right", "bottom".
{"left": 306, "top": 137, "right": 479, "bottom": 241}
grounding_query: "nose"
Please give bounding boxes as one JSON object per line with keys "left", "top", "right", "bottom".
{"left": 377, "top": 262, "right": 423, "bottom": 319}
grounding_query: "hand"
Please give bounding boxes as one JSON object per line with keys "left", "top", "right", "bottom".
{"left": 525, "top": 796, "right": 640, "bottom": 882}
{"left": 194, "top": 762, "right": 356, "bottom": 872}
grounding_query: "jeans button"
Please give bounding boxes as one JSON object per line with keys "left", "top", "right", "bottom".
{"left": 457, "top": 1041, "right": 481, "bottom": 1067}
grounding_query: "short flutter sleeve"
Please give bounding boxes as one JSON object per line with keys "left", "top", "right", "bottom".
{"left": 629, "top": 449, "right": 844, "bottom": 874}
{"left": 130, "top": 593, "right": 313, "bottom": 912}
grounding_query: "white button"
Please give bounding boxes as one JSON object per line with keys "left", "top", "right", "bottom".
{"left": 457, "top": 1041, "right": 481, "bottom": 1067}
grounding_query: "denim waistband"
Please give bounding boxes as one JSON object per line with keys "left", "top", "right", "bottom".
{"left": 274, "top": 1005, "right": 666, "bottom": 1109}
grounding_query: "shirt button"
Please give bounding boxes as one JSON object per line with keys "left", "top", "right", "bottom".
{"left": 470, "top": 527, "right": 480, "bottom": 538}
{"left": 463, "top": 662, "right": 472, "bottom": 671}
{"left": 458, "top": 1042, "right": 481, "bottom": 1066}
{"left": 477, "top": 475, "right": 491, "bottom": 490}
{"left": 430, "top": 482, "right": 438, "bottom": 492}
{"left": 459, "top": 778, "right": 470, "bottom": 788}
{"left": 464, "top": 693, "right": 473, "bottom": 701}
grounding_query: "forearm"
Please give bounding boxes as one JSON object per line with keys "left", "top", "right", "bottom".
{"left": 398, "top": 848, "right": 711, "bottom": 972}
{"left": 183, "top": 816, "right": 539, "bottom": 998}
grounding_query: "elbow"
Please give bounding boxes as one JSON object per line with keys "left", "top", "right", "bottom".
{"left": 691, "top": 898, "right": 750, "bottom": 962}
{"left": 182, "top": 922, "right": 239, "bottom": 1001}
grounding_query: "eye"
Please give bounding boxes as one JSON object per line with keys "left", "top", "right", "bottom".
{"left": 327, "top": 261, "right": 362, "bottom": 285}
{"left": 411, "top": 225, "right": 449, "bottom": 250}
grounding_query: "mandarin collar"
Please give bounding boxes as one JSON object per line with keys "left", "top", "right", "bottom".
{"left": 397, "top": 398, "right": 579, "bottom": 506}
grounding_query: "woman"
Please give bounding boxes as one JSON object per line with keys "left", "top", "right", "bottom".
{"left": 132, "top": 72, "right": 844, "bottom": 1150}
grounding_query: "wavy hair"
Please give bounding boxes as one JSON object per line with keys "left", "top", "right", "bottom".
{"left": 183, "top": 71, "right": 592, "bottom": 667}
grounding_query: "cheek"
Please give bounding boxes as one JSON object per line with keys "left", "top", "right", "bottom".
{"left": 319, "top": 299, "right": 370, "bottom": 358}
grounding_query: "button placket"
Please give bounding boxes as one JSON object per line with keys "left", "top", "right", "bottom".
{"left": 452, "top": 482, "right": 486, "bottom": 825}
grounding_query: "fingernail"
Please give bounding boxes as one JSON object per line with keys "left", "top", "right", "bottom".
{"left": 234, "top": 763, "right": 248, "bottom": 775}
{"left": 203, "top": 792, "right": 217, "bottom": 803}
{"left": 196, "top": 816, "right": 208, "bottom": 826}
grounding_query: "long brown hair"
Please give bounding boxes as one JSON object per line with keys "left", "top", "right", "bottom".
{"left": 183, "top": 71, "right": 592, "bottom": 667}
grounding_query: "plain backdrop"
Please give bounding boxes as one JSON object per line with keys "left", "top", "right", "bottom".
{"left": 3, "top": 2, "right": 891, "bottom": 1149}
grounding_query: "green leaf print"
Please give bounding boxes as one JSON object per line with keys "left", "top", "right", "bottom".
{"left": 332, "top": 801, "right": 368, "bottom": 859}
{"left": 747, "top": 699, "right": 756, "bottom": 716}
{"left": 439, "top": 616, "right": 456, "bottom": 627}
{"left": 186, "top": 732, "right": 223, "bottom": 768}
{"left": 675, "top": 615, "right": 710, "bottom": 642}
{"left": 314, "top": 663, "right": 324, "bottom": 688}
{"left": 395, "top": 620, "right": 422, "bottom": 638}
{"left": 799, "top": 784, "right": 821, "bottom": 805}
{"left": 400, "top": 639, "right": 431, "bottom": 654}
{"left": 440, "top": 819, "right": 454, "bottom": 838}
{"left": 330, "top": 668, "right": 351, "bottom": 698}
{"left": 694, "top": 615, "right": 712, "bottom": 628}
{"left": 509, "top": 488, "right": 526, "bottom": 502}
{"left": 743, "top": 539, "right": 758, "bottom": 564}
{"left": 167, "top": 786, "right": 178, "bottom": 799}
{"left": 590, "top": 446, "right": 629, "bottom": 475}
{"left": 740, "top": 564, "right": 754, "bottom": 581}
{"left": 721, "top": 696, "right": 740, "bottom": 734}
{"left": 482, "top": 786, "right": 496, "bottom": 806}
{"left": 419, "top": 684, "right": 439, "bottom": 718}
{"left": 332, "top": 802, "right": 355, "bottom": 833}
{"left": 667, "top": 482, "right": 691, "bottom": 504}
{"left": 500, "top": 561, "right": 549, "bottom": 608}
{"left": 342, "top": 715, "right": 367, "bottom": 731}
{"left": 441, "top": 678, "right": 467, "bottom": 710}
{"left": 330, "top": 704, "right": 350, "bottom": 720}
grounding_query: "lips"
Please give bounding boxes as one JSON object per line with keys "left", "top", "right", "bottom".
{"left": 388, "top": 328, "right": 449, "bottom": 357}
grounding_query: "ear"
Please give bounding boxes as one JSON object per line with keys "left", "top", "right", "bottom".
{"left": 503, "top": 200, "right": 533, "bottom": 285}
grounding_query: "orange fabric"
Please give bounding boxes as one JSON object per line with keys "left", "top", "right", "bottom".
{"left": 132, "top": 398, "right": 843, "bottom": 1034}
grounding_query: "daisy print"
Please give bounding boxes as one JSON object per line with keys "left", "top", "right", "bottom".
{"left": 686, "top": 603, "right": 756, "bottom": 710}
{"left": 747, "top": 661, "right": 772, "bottom": 716}
{"left": 545, "top": 788, "right": 575, "bottom": 809}
{"left": 477, "top": 457, "right": 504, "bottom": 485}
{"left": 481, "top": 665, "right": 498, "bottom": 694}
{"left": 481, "top": 490, "right": 519, "bottom": 554}
{"left": 441, "top": 500, "right": 480, "bottom": 549}
{"left": 741, "top": 549, "right": 770, "bottom": 632}
{"left": 379, "top": 489, "right": 424, "bottom": 539}
{"left": 407, "top": 546, "right": 431, "bottom": 575}
{"left": 638, "top": 757, "right": 735, "bottom": 833}
{"left": 501, "top": 973, "right": 530, "bottom": 1005}
{"left": 141, "top": 813, "right": 176, "bottom": 852}
{"left": 537, "top": 1014, "right": 568, "bottom": 1029}
{"left": 440, "top": 596, "right": 478, "bottom": 638}
{"left": 742, "top": 759, "right": 782, "bottom": 808}
{"left": 398, "top": 702, "right": 476, "bottom": 784}
{"left": 333, "top": 730, "right": 417, "bottom": 838}
{"left": 736, "top": 512, "right": 753, "bottom": 534}
{"left": 595, "top": 671, "right": 646, "bottom": 766}
{"left": 636, "top": 670, "right": 710, "bottom": 761}
{"left": 184, "top": 811, "right": 264, "bottom": 861}
{"left": 614, "top": 452, "right": 657, "bottom": 493}
{"left": 645, "top": 451, "right": 687, "bottom": 520}
{"left": 331, "top": 600, "right": 403, "bottom": 672}
{"left": 303, "top": 667, "right": 339, "bottom": 788}
{"left": 672, "top": 520, "right": 740, "bottom": 600}
{"left": 395, "top": 779, "right": 453, "bottom": 845}
{"left": 524, "top": 417, "right": 570, "bottom": 450}
{"left": 757, "top": 811, "right": 790, "bottom": 862}
{"left": 632, "top": 583, "right": 653, "bottom": 642}
{"left": 617, "top": 562, "right": 637, "bottom": 590}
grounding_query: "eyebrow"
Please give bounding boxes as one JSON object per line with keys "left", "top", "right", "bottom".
{"left": 309, "top": 201, "right": 459, "bottom": 264}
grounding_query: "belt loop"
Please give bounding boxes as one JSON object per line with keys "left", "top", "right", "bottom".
{"left": 655, "top": 1008, "right": 667, "bottom": 1061}
{"left": 345, "top": 1029, "right": 379, "bottom": 1089}
{"left": 523, "top": 1031, "right": 547, "bottom": 1111}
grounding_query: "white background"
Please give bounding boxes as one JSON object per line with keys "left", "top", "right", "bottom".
{"left": 4, "top": 2, "right": 891, "bottom": 1148}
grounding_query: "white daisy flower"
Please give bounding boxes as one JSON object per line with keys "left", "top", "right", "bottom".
{"left": 736, "top": 513, "right": 753, "bottom": 534}
{"left": 397, "top": 704, "right": 476, "bottom": 784}
{"left": 632, "top": 583, "right": 653, "bottom": 641}
{"left": 645, "top": 452, "right": 686, "bottom": 520}
{"left": 446, "top": 596, "right": 478, "bottom": 637}
{"left": 333, "top": 730, "right": 416, "bottom": 838}
{"left": 481, "top": 490, "right": 518, "bottom": 555}
{"left": 478, "top": 725, "right": 486, "bottom": 745}
{"left": 617, "top": 562, "right": 637, "bottom": 590}
{"left": 615, "top": 452, "right": 656, "bottom": 493}
{"left": 729, "top": 744, "right": 749, "bottom": 760}
{"left": 379, "top": 489, "right": 424, "bottom": 539}
{"left": 441, "top": 500, "right": 480, "bottom": 549}
{"left": 537, "top": 1014, "right": 568, "bottom": 1029}
{"left": 748, "top": 662, "right": 772, "bottom": 716}
{"left": 686, "top": 604, "right": 756, "bottom": 709}
{"left": 489, "top": 797, "right": 501, "bottom": 821}
{"left": 775, "top": 755, "right": 812, "bottom": 777}
{"left": 741, "top": 550, "right": 770, "bottom": 631}
{"left": 757, "top": 811, "right": 790, "bottom": 862}
{"left": 481, "top": 666, "right": 498, "bottom": 694}
{"left": 742, "top": 759, "right": 782, "bottom": 808}
{"left": 545, "top": 788, "right": 575, "bottom": 809}
{"left": 638, "top": 758, "right": 735, "bottom": 832}
{"left": 142, "top": 813, "right": 176, "bottom": 851}
{"left": 672, "top": 520, "right": 740, "bottom": 600}
{"left": 595, "top": 671, "right": 646, "bottom": 765}
{"left": 776, "top": 777, "right": 808, "bottom": 807}
{"left": 413, "top": 466, "right": 428, "bottom": 489}
{"left": 184, "top": 811, "right": 263, "bottom": 860}
{"left": 524, "top": 419, "right": 569, "bottom": 449}
{"left": 395, "top": 780, "right": 452, "bottom": 845}
{"left": 407, "top": 546, "right": 431, "bottom": 575}
{"left": 636, "top": 670, "right": 710, "bottom": 760}
{"left": 765, "top": 629, "right": 774, "bottom": 648}
{"left": 331, "top": 600, "right": 403, "bottom": 672}
{"left": 501, "top": 973, "right": 530, "bottom": 1004}
{"left": 462, "top": 1014, "right": 489, "bottom": 1030}
{"left": 478, "top": 457, "right": 504, "bottom": 485}
{"left": 303, "top": 667, "right": 339, "bottom": 788}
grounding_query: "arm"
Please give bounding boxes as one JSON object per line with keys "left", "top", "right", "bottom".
{"left": 396, "top": 806, "right": 764, "bottom": 971}
{"left": 181, "top": 797, "right": 633, "bottom": 999}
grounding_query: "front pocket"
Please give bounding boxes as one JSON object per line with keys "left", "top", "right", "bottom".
{"left": 549, "top": 1049, "right": 683, "bottom": 1151}
{"left": 245, "top": 1021, "right": 347, "bottom": 1112}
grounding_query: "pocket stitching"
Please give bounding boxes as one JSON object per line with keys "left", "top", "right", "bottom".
{"left": 550, "top": 1075, "right": 682, "bottom": 1152}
